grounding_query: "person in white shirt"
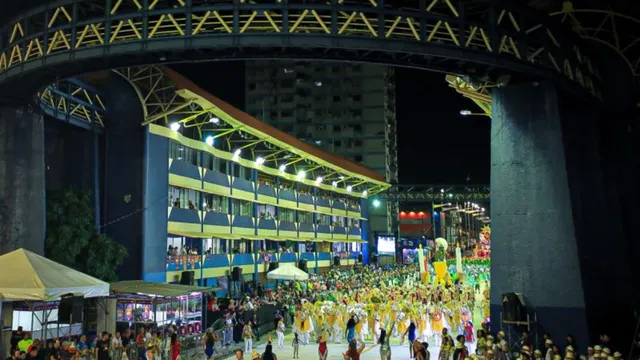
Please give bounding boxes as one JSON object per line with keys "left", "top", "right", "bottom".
{"left": 276, "top": 316, "right": 286, "bottom": 349}
{"left": 110, "top": 332, "right": 123, "bottom": 360}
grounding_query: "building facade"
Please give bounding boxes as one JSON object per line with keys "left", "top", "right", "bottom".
{"left": 244, "top": 60, "right": 398, "bottom": 239}
{"left": 130, "top": 67, "right": 389, "bottom": 289}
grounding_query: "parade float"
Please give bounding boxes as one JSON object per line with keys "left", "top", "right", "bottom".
{"left": 476, "top": 224, "right": 491, "bottom": 259}
{"left": 433, "top": 237, "right": 451, "bottom": 286}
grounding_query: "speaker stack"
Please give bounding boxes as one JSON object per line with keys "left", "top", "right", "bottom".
{"left": 232, "top": 266, "right": 242, "bottom": 281}
{"left": 298, "top": 259, "right": 308, "bottom": 273}
{"left": 333, "top": 256, "right": 340, "bottom": 266}
{"left": 501, "top": 292, "right": 527, "bottom": 322}
{"left": 180, "top": 271, "right": 195, "bottom": 285}
{"left": 357, "top": 254, "right": 363, "bottom": 263}
{"left": 268, "top": 262, "right": 279, "bottom": 272}
{"left": 58, "top": 296, "right": 83, "bottom": 324}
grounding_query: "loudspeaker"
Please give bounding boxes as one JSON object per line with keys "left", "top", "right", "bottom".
{"left": 358, "top": 254, "right": 363, "bottom": 263}
{"left": 180, "top": 271, "right": 195, "bottom": 285}
{"left": 58, "top": 296, "right": 83, "bottom": 324}
{"left": 232, "top": 266, "right": 242, "bottom": 281}
{"left": 298, "top": 259, "right": 308, "bottom": 273}
{"left": 268, "top": 262, "right": 279, "bottom": 272}
{"left": 333, "top": 256, "right": 340, "bottom": 266}
{"left": 502, "top": 293, "right": 527, "bottom": 322}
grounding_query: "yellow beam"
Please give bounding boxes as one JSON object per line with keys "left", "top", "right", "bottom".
{"left": 143, "top": 100, "right": 193, "bottom": 125}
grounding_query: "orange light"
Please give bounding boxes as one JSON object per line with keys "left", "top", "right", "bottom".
{"left": 418, "top": 211, "right": 425, "bottom": 217}
{"left": 400, "top": 211, "right": 406, "bottom": 217}
{"left": 409, "top": 211, "right": 416, "bottom": 217}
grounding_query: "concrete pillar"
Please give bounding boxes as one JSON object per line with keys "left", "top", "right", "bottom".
{"left": 0, "top": 107, "right": 45, "bottom": 255}
{"left": 489, "top": 83, "right": 588, "bottom": 346}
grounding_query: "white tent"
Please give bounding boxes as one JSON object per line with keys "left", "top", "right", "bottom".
{"left": 0, "top": 248, "right": 110, "bottom": 301}
{"left": 266, "top": 263, "right": 309, "bottom": 281}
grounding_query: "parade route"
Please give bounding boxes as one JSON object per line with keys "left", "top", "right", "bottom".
{"left": 221, "top": 331, "right": 479, "bottom": 360}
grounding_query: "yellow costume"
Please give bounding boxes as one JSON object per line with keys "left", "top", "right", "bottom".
{"left": 431, "top": 309, "right": 445, "bottom": 334}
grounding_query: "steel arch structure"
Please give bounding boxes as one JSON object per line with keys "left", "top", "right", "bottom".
{"left": 377, "top": 184, "right": 490, "bottom": 202}
{"left": 445, "top": 3, "right": 640, "bottom": 117}
{"left": 0, "top": 0, "right": 601, "bottom": 105}
{"left": 38, "top": 78, "right": 107, "bottom": 130}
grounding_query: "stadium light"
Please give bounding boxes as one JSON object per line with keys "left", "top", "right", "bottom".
{"left": 372, "top": 199, "right": 381, "bottom": 208}
{"left": 170, "top": 122, "right": 181, "bottom": 131}
{"left": 205, "top": 136, "right": 214, "bottom": 146}
{"left": 256, "top": 157, "right": 265, "bottom": 165}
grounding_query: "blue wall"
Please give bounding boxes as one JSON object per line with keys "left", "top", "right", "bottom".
{"left": 142, "top": 131, "right": 170, "bottom": 282}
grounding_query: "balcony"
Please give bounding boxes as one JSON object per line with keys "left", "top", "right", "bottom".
{"left": 257, "top": 183, "right": 277, "bottom": 205}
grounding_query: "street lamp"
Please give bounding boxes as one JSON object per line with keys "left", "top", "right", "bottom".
{"left": 460, "top": 110, "right": 490, "bottom": 117}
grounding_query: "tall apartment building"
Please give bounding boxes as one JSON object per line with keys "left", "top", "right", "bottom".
{"left": 245, "top": 60, "right": 398, "bottom": 238}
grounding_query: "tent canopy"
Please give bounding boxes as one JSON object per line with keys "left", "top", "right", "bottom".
{"left": 0, "top": 249, "right": 110, "bottom": 302}
{"left": 267, "top": 263, "right": 309, "bottom": 281}
{"left": 110, "top": 281, "right": 212, "bottom": 298}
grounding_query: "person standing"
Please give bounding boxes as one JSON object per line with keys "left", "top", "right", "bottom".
{"left": 318, "top": 328, "right": 329, "bottom": 360}
{"left": 262, "top": 344, "right": 278, "bottom": 360}
{"left": 111, "top": 332, "right": 123, "bottom": 360}
{"left": 346, "top": 316, "right": 357, "bottom": 344}
{"left": 170, "top": 334, "right": 181, "bottom": 360}
{"left": 292, "top": 333, "right": 300, "bottom": 359}
{"left": 453, "top": 335, "right": 469, "bottom": 360}
{"left": 276, "top": 317, "right": 286, "bottom": 349}
{"left": 202, "top": 331, "right": 215, "bottom": 360}
{"left": 344, "top": 339, "right": 365, "bottom": 360}
{"left": 404, "top": 322, "right": 417, "bottom": 360}
{"left": 252, "top": 314, "right": 260, "bottom": 342}
{"left": 243, "top": 322, "right": 254, "bottom": 353}
{"left": 96, "top": 333, "right": 111, "bottom": 360}
{"left": 379, "top": 327, "right": 392, "bottom": 360}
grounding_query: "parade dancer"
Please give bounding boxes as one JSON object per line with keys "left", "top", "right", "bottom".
{"left": 318, "top": 329, "right": 329, "bottom": 360}
{"left": 276, "top": 316, "right": 286, "bottom": 349}
{"left": 292, "top": 333, "right": 300, "bottom": 359}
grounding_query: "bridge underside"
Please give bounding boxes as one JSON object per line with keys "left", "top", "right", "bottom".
{"left": 5, "top": 42, "right": 526, "bottom": 107}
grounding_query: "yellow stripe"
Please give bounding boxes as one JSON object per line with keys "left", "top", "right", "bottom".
{"left": 202, "top": 182, "right": 231, "bottom": 196}
{"left": 257, "top": 228, "right": 278, "bottom": 237}
{"left": 279, "top": 199, "right": 297, "bottom": 209}
{"left": 298, "top": 203, "right": 315, "bottom": 212}
{"left": 333, "top": 209, "right": 347, "bottom": 217}
{"left": 257, "top": 194, "right": 278, "bottom": 206}
{"left": 169, "top": 173, "right": 201, "bottom": 191}
{"left": 333, "top": 233, "right": 348, "bottom": 240}
{"left": 299, "top": 231, "right": 315, "bottom": 239}
{"left": 316, "top": 206, "right": 333, "bottom": 216}
{"left": 168, "top": 222, "right": 201, "bottom": 234}
{"left": 232, "top": 226, "right": 256, "bottom": 236}
{"left": 231, "top": 188, "right": 255, "bottom": 201}
{"left": 202, "top": 225, "right": 232, "bottom": 234}
{"left": 279, "top": 230, "right": 297, "bottom": 238}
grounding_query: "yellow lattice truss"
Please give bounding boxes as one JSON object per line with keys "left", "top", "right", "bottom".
{"left": 550, "top": 2, "right": 640, "bottom": 79}
{"left": 38, "top": 84, "right": 106, "bottom": 126}
{"left": 448, "top": 2, "right": 640, "bottom": 114}
{"left": 445, "top": 75, "right": 492, "bottom": 116}
{"left": 0, "top": 0, "right": 598, "bottom": 99}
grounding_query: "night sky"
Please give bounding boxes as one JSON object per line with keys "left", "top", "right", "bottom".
{"left": 172, "top": 62, "right": 490, "bottom": 185}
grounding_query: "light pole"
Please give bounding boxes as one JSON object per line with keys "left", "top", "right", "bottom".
{"left": 459, "top": 109, "right": 491, "bottom": 117}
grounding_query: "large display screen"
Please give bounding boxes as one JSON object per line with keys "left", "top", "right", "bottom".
{"left": 377, "top": 235, "right": 396, "bottom": 255}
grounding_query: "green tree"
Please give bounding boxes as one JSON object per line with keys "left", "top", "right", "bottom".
{"left": 46, "top": 188, "right": 127, "bottom": 281}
